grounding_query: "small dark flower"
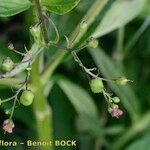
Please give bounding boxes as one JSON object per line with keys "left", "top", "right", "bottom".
{"left": 108, "top": 108, "right": 123, "bottom": 118}
{"left": 2, "top": 119, "right": 15, "bottom": 133}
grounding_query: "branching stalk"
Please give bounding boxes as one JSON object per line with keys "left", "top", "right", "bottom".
{"left": 41, "top": 0, "right": 108, "bottom": 85}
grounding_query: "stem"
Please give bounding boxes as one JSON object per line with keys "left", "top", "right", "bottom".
{"left": 72, "top": 51, "right": 114, "bottom": 82}
{"left": 48, "top": 42, "right": 113, "bottom": 83}
{"left": 0, "top": 44, "right": 43, "bottom": 79}
{"left": 34, "top": 0, "right": 48, "bottom": 43}
{"left": 2, "top": 95, "right": 16, "bottom": 103}
{"left": 9, "top": 83, "right": 25, "bottom": 120}
{"left": 71, "top": 51, "right": 91, "bottom": 80}
{"left": 31, "top": 55, "right": 53, "bottom": 150}
{"left": 102, "top": 90, "right": 112, "bottom": 104}
{"left": 0, "top": 78, "right": 22, "bottom": 89}
{"left": 9, "top": 97, "right": 18, "bottom": 120}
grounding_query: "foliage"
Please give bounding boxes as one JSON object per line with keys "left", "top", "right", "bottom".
{"left": 0, "top": 0, "right": 150, "bottom": 150}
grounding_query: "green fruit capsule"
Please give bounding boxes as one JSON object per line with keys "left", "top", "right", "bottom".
{"left": 1, "top": 57, "right": 14, "bottom": 72}
{"left": 20, "top": 90, "right": 34, "bottom": 106}
{"left": 87, "top": 37, "right": 99, "bottom": 49}
{"left": 112, "top": 97, "right": 120, "bottom": 103}
{"left": 90, "top": 78, "right": 104, "bottom": 93}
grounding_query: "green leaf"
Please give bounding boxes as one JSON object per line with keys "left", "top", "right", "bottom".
{"left": 93, "top": 0, "right": 146, "bottom": 37}
{"left": 125, "top": 134, "right": 150, "bottom": 150}
{"left": 0, "top": 0, "right": 31, "bottom": 17}
{"left": 89, "top": 48, "right": 140, "bottom": 121}
{"left": 57, "top": 78, "right": 104, "bottom": 139}
{"left": 41, "top": 0, "right": 80, "bottom": 15}
{"left": 50, "top": 85, "right": 76, "bottom": 150}
{"left": 140, "top": 0, "right": 150, "bottom": 18}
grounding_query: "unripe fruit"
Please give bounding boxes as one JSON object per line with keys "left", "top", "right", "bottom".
{"left": 20, "top": 90, "right": 34, "bottom": 106}
{"left": 1, "top": 57, "right": 14, "bottom": 72}
{"left": 90, "top": 78, "right": 104, "bottom": 93}
{"left": 87, "top": 37, "right": 99, "bottom": 49}
{"left": 112, "top": 97, "right": 120, "bottom": 103}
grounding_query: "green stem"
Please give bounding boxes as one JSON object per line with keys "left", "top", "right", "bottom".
{"left": 9, "top": 83, "right": 25, "bottom": 120}
{"left": 0, "top": 44, "right": 42, "bottom": 79}
{"left": 0, "top": 78, "right": 22, "bottom": 89}
{"left": 9, "top": 97, "right": 18, "bottom": 120}
{"left": 34, "top": 0, "right": 48, "bottom": 43}
{"left": 31, "top": 56, "right": 53, "bottom": 150}
{"left": 32, "top": 1, "right": 53, "bottom": 148}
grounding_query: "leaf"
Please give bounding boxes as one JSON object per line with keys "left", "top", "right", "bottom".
{"left": 50, "top": 85, "right": 76, "bottom": 149}
{"left": 41, "top": 0, "right": 80, "bottom": 15}
{"left": 140, "top": 0, "right": 150, "bottom": 18}
{"left": 0, "top": 0, "right": 31, "bottom": 17}
{"left": 57, "top": 78, "right": 104, "bottom": 139}
{"left": 125, "top": 134, "right": 150, "bottom": 150}
{"left": 89, "top": 48, "right": 140, "bottom": 121}
{"left": 93, "top": 0, "right": 146, "bottom": 37}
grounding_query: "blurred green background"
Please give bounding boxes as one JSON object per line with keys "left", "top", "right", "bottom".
{"left": 0, "top": 0, "right": 150, "bottom": 150}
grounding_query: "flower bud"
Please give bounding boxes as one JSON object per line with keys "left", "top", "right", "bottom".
{"left": 112, "top": 97, "right": 120, "bottom": 103}
{"left": 111, "top": 103, "right": 119, "bottom": 109}
{"left": 80, "top": 20, "right": 87, "bottom": 30}
{"left": 115, "top": 77, "right": 131, "bottom": 85}
{"left": 5, "top": 109, "right": 11, "bottom": 115}
{"left": 1, "top": 57, "right": 14, "bottom": 72}
{"left": 3, "top": 119, "right": 15, "bottom": 133}
{"left": 87, "top": 37, "right": 99, "bottom": 49}
{"left": 90, "top": 78, "right": 104, "bottom": 93}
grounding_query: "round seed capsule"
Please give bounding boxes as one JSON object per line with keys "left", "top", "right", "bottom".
{"left": 90, "top": 78, "right": 104, "bottom": 93}
{"left": 20, "top": 90, "right": 34, "bottom": 106}
{"left": 112, "top": 97, "right": 120, "bottom": 103}
{"left": 1, "top": 57, "right": 14, "bottom": 72}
